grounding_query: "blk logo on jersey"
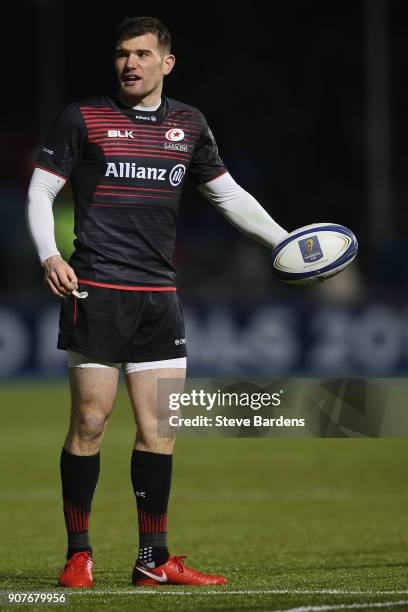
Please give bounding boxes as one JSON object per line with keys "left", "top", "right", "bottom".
{"left": 165, "top": 128, "right": 185, "bottom": 142}
{"left": 108, "top": 130, "right": 134, "bottom": 139}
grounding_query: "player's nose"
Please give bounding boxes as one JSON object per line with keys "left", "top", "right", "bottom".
{"left": 125, "top": 53, "right": 140, "bottom": 69}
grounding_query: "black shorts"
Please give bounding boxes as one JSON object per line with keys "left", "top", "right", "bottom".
{"left": 57, "top": 286, "right": 187, "bottom": 363}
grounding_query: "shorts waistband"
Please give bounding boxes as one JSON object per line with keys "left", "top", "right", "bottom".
{"left": 78, "top": 280, "right": 177, "bottom": 291}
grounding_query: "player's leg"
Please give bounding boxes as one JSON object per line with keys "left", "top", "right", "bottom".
{"left": 125, "top": 362, "right": 227, "bottom": 586}
{"left": 59, "top": 351, "right": 120, "bottom": 587}
{"left": 126, "top": 361, "right": 185, "bottom": 570}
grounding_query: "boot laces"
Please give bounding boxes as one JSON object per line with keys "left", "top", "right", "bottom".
{"left": 71, "top": 552, "right": 91, "bottom": 573}
{"left": 174, "top": 555, "right": 187, "bottom": 573}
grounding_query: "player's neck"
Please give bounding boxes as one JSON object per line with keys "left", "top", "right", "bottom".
{"left": 117, "top": 91, "right": 162, "bottom": 110}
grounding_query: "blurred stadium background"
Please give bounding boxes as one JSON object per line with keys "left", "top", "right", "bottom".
{"left": 2, "top": 0, "right": 407, "bottom": 379}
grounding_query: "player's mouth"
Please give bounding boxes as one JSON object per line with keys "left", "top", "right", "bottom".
{"left": 121, "top": 74, "right": 142, "bottom": 86}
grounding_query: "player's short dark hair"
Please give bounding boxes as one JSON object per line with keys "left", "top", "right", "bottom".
{"left": 116, "top": 16, "right": 171, "bottom": 52}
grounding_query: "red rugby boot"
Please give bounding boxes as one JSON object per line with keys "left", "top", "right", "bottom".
{"left": 132, "top": 555, "right": 227, "bottom": 586}
{"left": 58, "top": 551, "right": 93, "bottom": 588}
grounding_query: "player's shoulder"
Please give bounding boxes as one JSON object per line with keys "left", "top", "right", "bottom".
{"left": 73, "top": 95, "right": 114, "bottom": 110}
{"left": 60, "top": 95, "right": 112, "bottom": 117}
{"left": 165, "top": 97, "right": 206, "bottom": 124}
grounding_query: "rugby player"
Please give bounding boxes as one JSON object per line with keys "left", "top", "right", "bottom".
{"left": 26, "top": 16, "right": 288, "bottom": 588}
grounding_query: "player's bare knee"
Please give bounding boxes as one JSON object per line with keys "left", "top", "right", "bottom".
{"left": 73, "top": 411, "right": 108, "bottom": 440}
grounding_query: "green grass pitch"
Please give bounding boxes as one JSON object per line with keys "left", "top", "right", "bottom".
{"left": 1, "top": 381, "right": 408, "bottom": 611}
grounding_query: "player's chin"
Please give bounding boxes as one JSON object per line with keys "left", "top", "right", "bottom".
{"left": 120, "top": 81, "right": 144, "bottom": 95}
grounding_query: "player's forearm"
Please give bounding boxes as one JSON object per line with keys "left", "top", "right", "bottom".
{"left": 198, "top": 173, "right": 288, "bottom": 249}
{"left": 212, "top": 189, "right": 288, "bottom": 249}
{"left": 26, "top": 167, "right": 66, "bottom": 263}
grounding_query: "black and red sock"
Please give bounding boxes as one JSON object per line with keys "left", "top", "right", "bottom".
{"left": 131, "top": 449, "right": 172, "bottom": 567}
{"left": 60, "top": 449, "right": 100, "bottom": 559}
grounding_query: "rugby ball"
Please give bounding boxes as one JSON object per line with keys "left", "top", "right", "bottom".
{"left": 271, "top": 223, "right": 358, "bottom": 284}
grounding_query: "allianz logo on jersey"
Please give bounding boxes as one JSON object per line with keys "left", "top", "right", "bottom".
{"left": 105, "top": 162, "right": 186, "bottom": 187}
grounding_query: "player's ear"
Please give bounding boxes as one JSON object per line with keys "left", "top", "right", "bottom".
{"left": 163, "top": 53, "right": 176, "bottom": 75}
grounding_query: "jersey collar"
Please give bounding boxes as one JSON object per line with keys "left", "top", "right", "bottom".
{"left": 110, "top": 94, "right": 168, "bottom": 125}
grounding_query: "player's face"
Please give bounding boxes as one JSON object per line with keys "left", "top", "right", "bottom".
{"left": 114, "top": 33, "right": 175, "bottom": 105}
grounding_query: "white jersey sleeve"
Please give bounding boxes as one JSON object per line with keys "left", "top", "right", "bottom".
{"left": 26, "top": 167, "right": 67, "bottom": 263}
{"left": 198, "top": 172, "right": 288, "bottom": 249}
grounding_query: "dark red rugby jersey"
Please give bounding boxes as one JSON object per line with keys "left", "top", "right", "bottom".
{"left": 35, "top": 95, "right": 227, "bottom": 288}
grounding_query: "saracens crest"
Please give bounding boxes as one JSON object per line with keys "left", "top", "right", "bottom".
{"left": 165, "top": 128, "right": 185, "bottom": 142}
